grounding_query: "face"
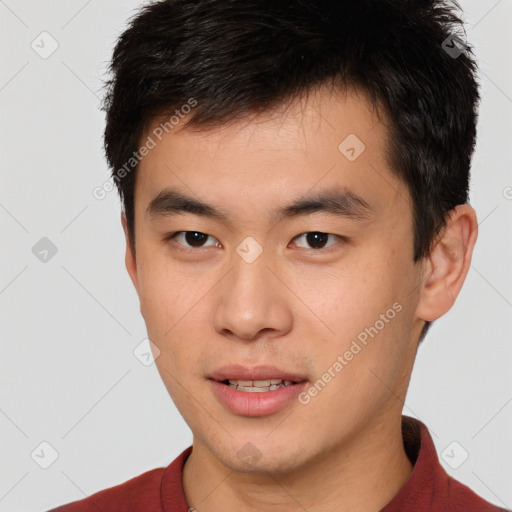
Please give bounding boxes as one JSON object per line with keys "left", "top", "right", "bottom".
{"left": 124, "top": 87, "right": 427, "bottom": 474}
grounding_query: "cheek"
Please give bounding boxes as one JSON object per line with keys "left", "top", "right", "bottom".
{"left": 137, "top": 252, "right": 194, "bottom": 325}
{"left": 305, "top": 300, "right": 413, "bottom": 433}
{"left": 310, "top": 259, "right": 399, "bottom": 337}
{"left": 137, "top": 256, "right": 210, "bottom": 367}
{"left": 302, "top": 248, "right": 415, "bottom": 372}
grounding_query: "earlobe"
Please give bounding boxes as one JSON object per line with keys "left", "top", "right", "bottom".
{"left": 121, "top": 213, "right": 140, "bottom": 295}
{"left": 415, "top": 204, "right": 478, "bottom": 322}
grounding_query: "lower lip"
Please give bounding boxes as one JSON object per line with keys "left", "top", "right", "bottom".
{"left": 209, "top": 379, "right": 308, "bottom": 417}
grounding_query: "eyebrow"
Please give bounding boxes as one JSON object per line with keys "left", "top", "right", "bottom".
{"left": 146, "top": 186, "right": 372, "bottom": 224}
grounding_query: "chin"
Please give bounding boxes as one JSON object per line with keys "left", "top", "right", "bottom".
{"left": 210, "top": 435, "right": 313, "bottom": 476}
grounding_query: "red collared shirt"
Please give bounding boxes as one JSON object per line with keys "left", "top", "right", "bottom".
{"left": 49, "top": 416, "right": 508, "bottom": 512}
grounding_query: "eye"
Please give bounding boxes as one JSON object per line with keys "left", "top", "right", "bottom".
{"left": 165, "top": 231, "right": 220, "bottom": 249}
{"left": 291, "top": 231, "right": 343, "bottom": 250}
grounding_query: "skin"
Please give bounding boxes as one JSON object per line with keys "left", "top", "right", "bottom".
{"left": 122, "top": 85, "right": 478, "bottom": 512}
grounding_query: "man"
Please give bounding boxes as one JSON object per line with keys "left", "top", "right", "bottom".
{"left": 51, "top": 0, "right": 508, "bottom": 510}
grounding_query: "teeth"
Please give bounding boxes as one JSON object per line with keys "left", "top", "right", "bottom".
{"left": 253, "top": 379, "right": 274, "bottom": 387}
{"left": 226, "top": 379, "right": 295, "bottom": 392}
{"left": 234, "top": 380, "right": 253, "bottom": 386}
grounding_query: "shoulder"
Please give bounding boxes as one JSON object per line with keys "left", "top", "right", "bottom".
{"left": 389, "top": 417, "right": 509, "bottom": 512}
{"left": 48, "top": 467, "right": 166, "bottom": 511}
{"left": 444, "top": 475, "right": 510, "bottom": 512}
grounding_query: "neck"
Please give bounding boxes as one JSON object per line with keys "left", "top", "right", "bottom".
{"left": 182, "top": 413, "right": 413, "bottom": 512}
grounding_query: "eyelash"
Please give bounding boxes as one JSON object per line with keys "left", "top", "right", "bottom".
{"left": 163, "top": 231, "right": 346, "bottom": 252}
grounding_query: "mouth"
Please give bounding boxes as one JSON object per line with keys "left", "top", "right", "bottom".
{"left": 208, "top": 365, "right": 309, "bottom": 416}
{"left": 208, "top": 364, "right": 308, "bottom": 389}
{"left": 220, "top": 378, "right": 297, "bottom": 392}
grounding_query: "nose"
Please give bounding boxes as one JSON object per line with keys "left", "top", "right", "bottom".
{"left": 213, "top": 250, "right": 293, "bottom": 342}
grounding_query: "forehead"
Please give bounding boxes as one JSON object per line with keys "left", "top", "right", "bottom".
{"left": 144, "top": 85, "right": 382, "bottom": 153}
{"left": 135, "top": 86, "right": 410, "bottom": 226}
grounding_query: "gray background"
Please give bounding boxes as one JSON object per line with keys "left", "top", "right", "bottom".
{"left": 0, "top": 1, "right": 511, "bottom": 511}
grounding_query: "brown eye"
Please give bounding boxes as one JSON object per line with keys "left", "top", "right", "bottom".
{"left": 184, "top": 232, "right": 208, "bottom": 247}
{"left": 169, "top": 231, "right": 220, "bottom": 249}
{"left": 292, "top": 232, "right": 341, "bottom": 250}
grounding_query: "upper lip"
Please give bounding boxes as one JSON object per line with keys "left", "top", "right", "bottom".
{"left": 209, "top": 364, "right": 308, "bottom": 383}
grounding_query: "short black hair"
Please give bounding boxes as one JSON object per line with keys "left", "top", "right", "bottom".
{"left": 102, "top": 0, "right": 480, "bottom": 341}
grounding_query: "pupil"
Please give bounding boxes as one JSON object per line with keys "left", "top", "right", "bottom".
{"left": 307, "top": 232, "right": 327, "bottom": 249}
{"left": 186, "top": 231, "right": 207, "bottom": 247}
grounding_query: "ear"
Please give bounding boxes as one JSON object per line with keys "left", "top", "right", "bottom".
{"left": 121, "top": 213, "right": 141, "bottom": 296}
{"left": 415, "top": 204, "right": 478, "bottom": 322}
